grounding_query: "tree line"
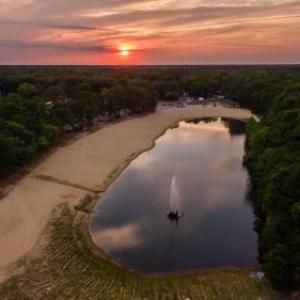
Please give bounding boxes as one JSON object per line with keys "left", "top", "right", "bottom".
{"left": 225, "top": 68, "right": 300, "bottom": 290}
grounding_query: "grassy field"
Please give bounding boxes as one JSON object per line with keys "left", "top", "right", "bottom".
{"left": 0, "top": 204, "right": 284, "bottom": 300}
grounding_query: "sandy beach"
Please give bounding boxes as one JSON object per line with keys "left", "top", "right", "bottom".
{"left": 0, "top": 104, "right": 254, "bottom": 282}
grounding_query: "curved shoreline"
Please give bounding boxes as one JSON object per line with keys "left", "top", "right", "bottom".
{"left": 86, "top": 116, "right": 254, "bottom": 277}
{"left": 0, "top": 104, "right": 254, "bottom": 282}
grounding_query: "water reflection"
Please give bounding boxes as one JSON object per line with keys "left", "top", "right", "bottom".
{"left": 90, "top": 118, "right": 258, "bottom": 274}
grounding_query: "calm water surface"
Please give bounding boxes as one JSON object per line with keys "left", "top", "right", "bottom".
{"left": 90, "top": 118, "right": 258, "bottom": 274}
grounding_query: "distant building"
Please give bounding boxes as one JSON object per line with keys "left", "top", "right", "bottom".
{"left": 46, "top": 101, "right": 54, "bottom": 109}
{"left": 249, "top": 271, "right": 265, "bottom": 279}
{"left": 179, "top": 92, "right": 193, "bottom": 104}
{"left": 212, "top": 94, "right": 225, "bottom": 100}
{"left": 120, "top": 109, "right": 130, "bottom": 117}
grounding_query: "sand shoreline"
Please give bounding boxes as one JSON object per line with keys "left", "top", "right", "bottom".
{"left": 0, "top": 104, "right": 254, "bottom": 282}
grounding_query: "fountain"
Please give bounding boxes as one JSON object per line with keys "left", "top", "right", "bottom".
{"left": 167, "top": 175, "right": 183, "bottom": 221}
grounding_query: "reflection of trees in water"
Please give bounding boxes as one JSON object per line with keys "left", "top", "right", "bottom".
{"left": 223, "top": 118, "right": 246, "bottom": 136}
{"left": 187, "top": 117, "right": 246, "bottom": 136}
{"left": 244, "top": 178, "right": 265, "bottom": 264}
{"left": 187, "top": 117, "right": 218, "bottom": 125}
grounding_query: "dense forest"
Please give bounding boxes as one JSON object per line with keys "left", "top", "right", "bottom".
{"left": 0, "top": 65, "right": 300, "bottom": 289}
{"left": 233, "top": 70, "right": 300, "bottom": 289}
{"left": 217, "top": 66, "right": 300, "bottom": 290}
{"left": 0, "top": 67, "right": 161, "bottom": 171}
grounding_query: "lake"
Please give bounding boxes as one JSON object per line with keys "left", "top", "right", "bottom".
{"left": 89, "top": 118, "right": 258, "bottom": 274}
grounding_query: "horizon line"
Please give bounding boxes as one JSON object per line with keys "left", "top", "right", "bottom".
{"left": 0, "top": 63, "right": 300, "bottom": 67}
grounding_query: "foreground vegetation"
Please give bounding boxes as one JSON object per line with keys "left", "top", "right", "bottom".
{"left": 0, "top": 204, "right": 282, "bottom": 300}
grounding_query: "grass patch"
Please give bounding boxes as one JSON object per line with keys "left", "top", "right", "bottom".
{"left": 74, "top": 193, "right": 96, "bottom": 213}
{"left": 0, "top": 205, "right": 284, "bottom": 300}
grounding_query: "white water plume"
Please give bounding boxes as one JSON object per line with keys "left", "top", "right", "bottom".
{"left": 169, "top": 175, "right": 181, "bottom": 211}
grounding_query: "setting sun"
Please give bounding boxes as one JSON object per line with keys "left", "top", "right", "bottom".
{"left": 118, "top": 44, "right": 134, "bottom": 58}
{"left": 120, "top": 49, "right": 129, "bottom": 57}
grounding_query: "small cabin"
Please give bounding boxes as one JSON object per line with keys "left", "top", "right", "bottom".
{"left": 46, "top": 101, "right": 54, "bottom": 109}
{"left": 179, "top": 92, "right": 193, "bottom": 104}
{"left": 249, "top": 271, "right": 265, "bottom": 279}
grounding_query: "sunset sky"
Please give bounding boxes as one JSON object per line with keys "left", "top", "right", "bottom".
{"left": 0, "top": 0, "right": 299, "bottom": 64}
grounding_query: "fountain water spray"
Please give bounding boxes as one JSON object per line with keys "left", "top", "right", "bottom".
{"left": 168, "top": 175, "right": 183, "bottom": 221}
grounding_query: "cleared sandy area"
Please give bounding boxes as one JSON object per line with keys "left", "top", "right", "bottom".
{"left": 0, "top": 104, "right": 254, "bottom": 282}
